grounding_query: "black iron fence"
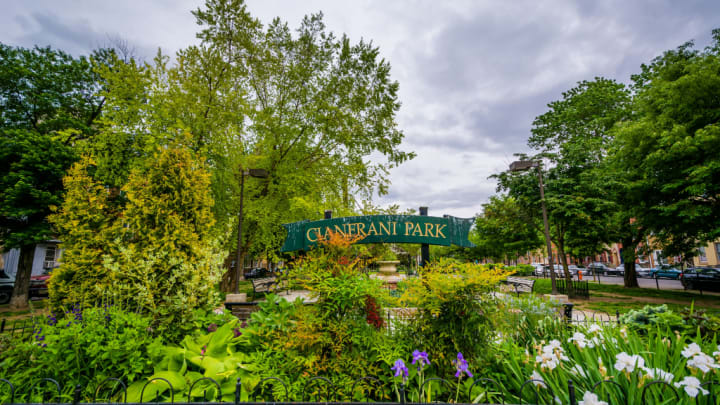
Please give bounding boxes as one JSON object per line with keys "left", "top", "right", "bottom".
{"left": 0, "top": 317, "right": 35, "bottom": 340}
{"left": 555, "top": 279, "right": 589, "bottom": 299}
{"left": 0, "top": 374, "right": 718, "bottom": 405}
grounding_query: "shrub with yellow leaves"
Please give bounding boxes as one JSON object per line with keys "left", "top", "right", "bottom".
{"left": 396, "top": 258, "right": 511, "bottom": 374}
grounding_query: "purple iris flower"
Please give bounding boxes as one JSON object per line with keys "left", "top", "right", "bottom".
{"left": 47, "top": 313, "right": 57, "bottom": 326}
{"left": 391, "top": 359, "right": 409, "bottom": 380}
{"left": 411, "top": 350, "right": 430, "bottom": 371}
{"left": 454, "top": 352, "right": 472, "bottom": 378}
{"left": 233, "top": 327, "right": 242, "bottom": 338}
{"left": 201, "top": 345, "right": 207, "bottom": 356}
{"left": 207, "top": 323, "right": 218, "bottom": 332}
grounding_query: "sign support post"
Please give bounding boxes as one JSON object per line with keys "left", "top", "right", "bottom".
{"left": 419, "top": 207, "right": 429, "bottom": 267}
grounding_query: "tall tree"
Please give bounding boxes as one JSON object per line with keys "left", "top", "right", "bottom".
{"left": 92, "top": 0, "right": 414, "bottom": 290}
{"left": 0, "top": 130, "right": 75, "bottom": 308}
{"left": 471, "top": 195, "right": 542, "bottom": 263}
{"left": 0, "top": 44, "right": 107, "bottom": 308}
{"left": 610, "top": 30, "right": 720, "bottom": 264}
{"left": 495, "top": 79, "right": 629, "bottom": 293}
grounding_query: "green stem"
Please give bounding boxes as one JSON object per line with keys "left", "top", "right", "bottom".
{"left": 455, "top": 376, "right": 463, "bottom": 403}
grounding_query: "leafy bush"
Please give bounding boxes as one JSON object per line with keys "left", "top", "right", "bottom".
{"left": 125, "top": 318, "right": 252, "bottom": 403}
{"left": 495, "top": 294, "right": 563, "bottom": 346}
{"left": 507, "top": 264, "right": 535, "bottom": 276}
{"left": 49, "top": 148, "right": 225, "bottom": 341}
{"left": 397, "top": 259, "right": 510, "bottom": 373}
{"left": 681, "top": 306, "right": 720, "bottom": 338}
{"left": 620, "top": 304, "right": 686, "bottom": 333}
{"left": 47, "top": 157, "right": 120, "bottom": 310}
{"left": 0, "top": 306, "right": 160, "bottom": 402}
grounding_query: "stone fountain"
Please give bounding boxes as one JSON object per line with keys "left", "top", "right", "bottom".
{"left": 371, "top": 260, "right": 406, "bottom": 289}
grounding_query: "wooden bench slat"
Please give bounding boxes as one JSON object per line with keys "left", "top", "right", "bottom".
{"left": 505, "top": 277, "right": 535, "bottom": 296}
{"left": 250, "top": 276, "right": 278, "bottom": 300}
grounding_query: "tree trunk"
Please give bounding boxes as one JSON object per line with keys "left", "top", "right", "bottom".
{"left": 556, "top": 238, "right": 575, "bottom": 298}
{"left": 9, "top": 244, "right": 34, "bottom": 310}
{"left": 622, "top": 235, "right": 640, "bottom": 288}
{"left": 221, "top": 248, "right": 248, "bottom": 292}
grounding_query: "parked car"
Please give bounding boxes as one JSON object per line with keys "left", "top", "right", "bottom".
{"left": 636, "top": 267, "right": 652, "bottom": 278}
{"left": 534, "top": 265, "right": 563, "bottom": 277}
{"left": 0, "top": 269, "right": 14, "bottom": 305}
{"left": 29, "top": 268, "right": 52, "bottom": 297}
{"left": 588, "top": 262, "right": 616, "bottom": 276}
{"left": 566, "top": 265, "right": 588, "bottom": 276}
{"left": 649, "top": 265, "right": 682, "bottom": 279}
{"left": 681, "top": 267, "right": 720, "bottom": 291}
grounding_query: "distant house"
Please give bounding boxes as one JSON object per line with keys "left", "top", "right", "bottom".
{"left": 1, "top": 240, "right": 62, "bottom": 278}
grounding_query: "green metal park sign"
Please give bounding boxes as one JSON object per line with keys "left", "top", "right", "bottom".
{"left": 281, "top": 214, "right": 475, "bottom": 252}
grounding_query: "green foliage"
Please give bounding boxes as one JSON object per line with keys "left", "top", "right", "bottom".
{"left": 290, "top": 232, "right": 386, "bottom": 322}
{"left": 681, "top": 307, "right": 720, "bottom": 339}
{"left": 102, "top": 147, "right": 225, "bottom": 339}
{"left": 497, "top": 319, "right": 720, "bottom": 404}
{"left": 620, "top": 304, "right": 689, "bottom": 334}
{"left": 397, "top": 259, "right": 510, "bottom": 373}
{"left": 0, "top": 129, "right": 76, "bottom": 249}
{"left": 471, "top": 195, "right": 542, "bottom": 262}
{"left": 281, "top": 233, "right": 391, "bottom": 380}
{"left": 495, "top": 294, "right": 563, "bottom": 346}
{"left": 609, "top": 30, "right": 720, "bottom": 258}
{"left": 126, "top": 319, "right": 251, "bottom": 403}
{"left": 49, "top": 147, "right": 225, "bottom": 340}
{"left": 92, "top": 0, "right": 415, "bottom": 268}
{"left": 0, "top": 43, "right": 106, "bottom": 137}
{"left": 0, "top": 43, "right": 112, "bottom": 308}
{"left": 0, "top": 306, "right": 160, "bottom": 403}
{"left": 494, "top": 78, "right": 635, "bottom": 287}
{"left": 47, "top": 157, "right": 119, "bottom": 309}
{"left": 507, "top": 264, "right": 535, "bottom": 276}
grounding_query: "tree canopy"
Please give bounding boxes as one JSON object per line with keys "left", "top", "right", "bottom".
{"left": 470, "top": 195, "right": 542, "bottom": 263}
{"left": 0, "top": 44, "right": 109, "bottom": 308}
{"left": 88, "top": 0, "right": 414, "bottom": 289}
{"left": 610, "top": 31, "right": 720, "bottom": 259}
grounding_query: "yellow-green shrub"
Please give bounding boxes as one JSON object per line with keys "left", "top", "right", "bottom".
{"left": 397, "top": 259, "right": 511, "bottom": 372}
{"left": 48, "top": 157, "right": 120, "bottom": 309}
{"left": 49, "top": 148, "right": 224, "bottom": 339}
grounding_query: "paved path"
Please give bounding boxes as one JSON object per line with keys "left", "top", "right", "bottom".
{"left": 278, "top": 289, "right": 317, "bottom": 303}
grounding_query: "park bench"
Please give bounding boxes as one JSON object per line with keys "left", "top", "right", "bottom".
{"left": 505, "top": 277, "right": 535, "bottom": 297}
{"left": 250, "top": 276, "right": 278, "bottom": 301}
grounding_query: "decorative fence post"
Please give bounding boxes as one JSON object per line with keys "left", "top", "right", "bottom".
{"left": 73, "top": 384, "right": 82, "bottom": 405}
{"left": 564, "top": 303, "right": 574, "bottom": 323}
{"left": 235, "top": 377, "right": 242, "bottom": 405}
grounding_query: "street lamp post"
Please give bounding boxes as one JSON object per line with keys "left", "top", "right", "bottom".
{"left": 509, "top": 160, "right": 558, "bottom": 295}
{"left": 235, "top": 168, "right": 269, "bottom": 294}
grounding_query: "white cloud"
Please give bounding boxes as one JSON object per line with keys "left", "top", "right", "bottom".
{"left": 2, "top": 0, "right": 718, "bottom": 217}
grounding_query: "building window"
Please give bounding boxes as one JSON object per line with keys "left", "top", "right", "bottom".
{"left": 715, "top": 243, "right": 720, "bottom": 262}
{"left": 699, "top": 246, "right": 708, "bottom": 263}
{"left": 43, "top": 245, "right": 57, "bottom": 269}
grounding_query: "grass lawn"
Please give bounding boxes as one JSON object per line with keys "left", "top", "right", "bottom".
{"left": 532, "top": 278, "right": 720, "bottom": 315}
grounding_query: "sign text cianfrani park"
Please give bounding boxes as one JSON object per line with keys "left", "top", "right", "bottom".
{"left": 281, "top": 215, "right": 475, "bottom": 252}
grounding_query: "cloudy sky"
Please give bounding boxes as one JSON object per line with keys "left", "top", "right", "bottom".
{"left": 2, "top": 1, "right": 719, "bottom": 218}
